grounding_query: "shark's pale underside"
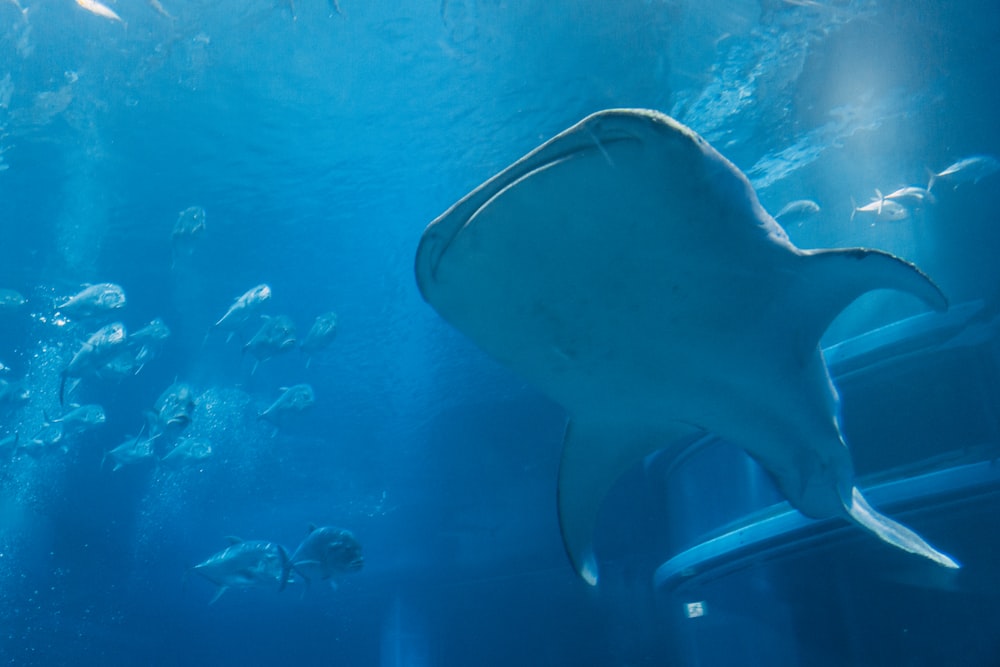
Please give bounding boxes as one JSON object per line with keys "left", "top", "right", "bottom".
{"left": 415, "top": 109, "right": 959, "bottom": 585}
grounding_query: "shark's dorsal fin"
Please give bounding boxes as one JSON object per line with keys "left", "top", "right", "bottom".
{"left": 224, "top": 536, "right": 243, "bottom": 545}
{"left": 557, "top": 419, "right": 703, "bottom": 586}
{"left": 306, "top": 523, "right": 316, "bottom": 534}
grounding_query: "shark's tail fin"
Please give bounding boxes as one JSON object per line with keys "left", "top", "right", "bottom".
{"left": 849, "top": 197, "right": 857, "bottom": 222}
{"left": 844, "top": 486, "right": 959, "bottom": 569}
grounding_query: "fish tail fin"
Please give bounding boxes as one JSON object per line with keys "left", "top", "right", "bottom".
{"left": 58, "top": 372, "right": 67, "bottom": 406}
{"left": 278, "top": 545, "right": 292, "bottom": 592}
{"left": 849, "top": 197, "right": 857, "bottom": 222}
{"left": 2, "top": 433, "right": 18, "bottom": 458}
{"left": 294, "top": 562, "right": 312, "bottom": 599}
{"left": 208, "top": 586, "right": 227, "bottom": 605}
{"left": 874, "top": 189, "right": 884, "bottom": 215}
{"left": 925, "top": 166, "right": 937, "bottom": 192}
{"left": 844, "top": 486, "right": 959, "bottom": 568}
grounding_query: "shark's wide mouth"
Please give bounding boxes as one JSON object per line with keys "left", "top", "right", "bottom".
{"left": 415, "top": 132, "right": 641, "bottom": 294}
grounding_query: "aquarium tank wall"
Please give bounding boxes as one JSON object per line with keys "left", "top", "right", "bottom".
{"left": 0, "top": 0, "right": 998, "bottom": 665}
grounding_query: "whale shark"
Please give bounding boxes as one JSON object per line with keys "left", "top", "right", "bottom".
{"left": 415, "top": 108, "right": 959, "bottom": 586}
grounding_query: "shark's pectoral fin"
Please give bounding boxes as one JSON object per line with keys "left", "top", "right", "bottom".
{"left": 844, "top": 486, "right": 959, "bottom": 569}
{"left": 557, "top": 419, "right": 703, "bottom": 586}
{"left": 795, "top": 248, "right": 948, "bottom": 354}
{"left": 208, "top": 586, "right": 228, "bottom": 605}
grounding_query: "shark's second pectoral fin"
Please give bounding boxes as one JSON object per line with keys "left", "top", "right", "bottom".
{"left": 845, "top": 486, "right": 960, "bottom": 569}
{"left": 557, "top": 419, "right": 702, "bottom": 586}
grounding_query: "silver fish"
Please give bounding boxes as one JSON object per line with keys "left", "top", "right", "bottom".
{"left": 883, "top": 186, "right": 936, "bottom": 207}
{"left": 300, "top": 312, "right": 338, "bottom": 365}
{"left": 215, "top": 284, "right": 272, "bottom": 332}
{"left": 51, "top": 403, "right": 106, "bottom": 437}
{"left": 153, "top": 382, "right": 196, "bottom": 431}
{"left": 244, "top": 315, "right": 297, "bottom": 365}
{"left": 258, "top": 384, "right": 315, "bottom": 422}
{"left": 161, "top": 437, "right": 212, "bottom": 467}
{"left": 0, "top": 378, "right": 30, "bottom": 405}
{"left": 26, "top": 420, "right": 64, "bottom": 456}
{"left": 288, "top": 525, "right": 363, "bottom": 587}
{"left": 57, "top": 283, "right": 126, "bottom": 319}
{"left": 103, "top": 430, "right": 158, "bottom": 471}
{"left": 773, "top": 199, "right": 820, "bottom": 225}
{"left": 851, "top": 190, "right": 909, "bottom": 222}
{"left": 0, "top": 289, "right": 26, "bottom": 313}
{"left": 173, "top": 206, "right": 206, "bottom": 243}
{"left": 928, "top": 155, "right": 1000, "bottom": 191}
{"left": 191, "top": 538, "right": 293, "bottom": 604}
{"left": 61, "top": 322, "right": 127, "bottom": 404}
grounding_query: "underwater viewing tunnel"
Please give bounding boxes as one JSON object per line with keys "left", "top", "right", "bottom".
{"left": 650, "top": 300, "right": 1000, "bottom": 665}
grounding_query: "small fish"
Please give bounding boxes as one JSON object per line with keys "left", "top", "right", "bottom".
{"left": 57, "top": 283, "right": 126, "bottom": 319}
{"left": 148, "top": 0, "right": 172, "bottom": 19}
{"left": 243, "top": 315, "right": 297, "bottom": 367}
{"left": 190, "top": 538, "right": 293, "bottom": 604}
{"left": 258, "top": 384, "right": 315, "bottom": 422}
{"left": 75, "top": 0, "right": 123, "bottom": 22}
{"left": 0, "top": 378, "right": 29, "bottom": 405}
{"left": 153, "top": 382, "right": 196, "bottom": 431}
{"left": 131, "top": 317, "right": 171, "bottom": 347}
{"left": 215, "top": 284, "right": 272, "bottom": 333}
{"left": 0, "top": 433, "right": 18, "bottom": 454}
{"left": 300, "top": 312, "right": 338, "bottom": 365}
{"left": 0, "top": 289, "right": 26, "bottom": 313}
{"left": 773, "top": 199, "right": 820, "bottom": 226}
{"left": 51, "top": 403, "right": 106, "bottom": 437}
{"left": 61, "top": 322, "right": 127, "bottom": 404}
{"left": 850, "top": 190, "right": 909, "bottom": 223}
{"left": 27, "top": 420, "right": 64, "bottom": 455}
{"left": 100, "top": 318, "right": 171, "bottom": 377}
{"left": 883, "top": 186, "right": 936, "bottom": 207}
{"left": 5, "top": 0, "right": 28, "bottom": 19}
{"left": 103, "top": 427, "right": 158, "bottom": 471}
{"left": 129, "top": 317, "right": 171, "bottom": 370}
{"left": 927, "top": 155, "right": 1000, "bottom": 191}
{"left": 287, "top": 525, "right": 363, "bottom": 588}
{"left": 172, "top": 206, "right": 205, "bottom": 258}
{"left": 161, "top": 437, "right": 212, "bottom": 467}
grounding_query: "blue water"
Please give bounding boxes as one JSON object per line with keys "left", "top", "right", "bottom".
{"left": 1, "top": 1, "right": 999, "bottom": 665}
